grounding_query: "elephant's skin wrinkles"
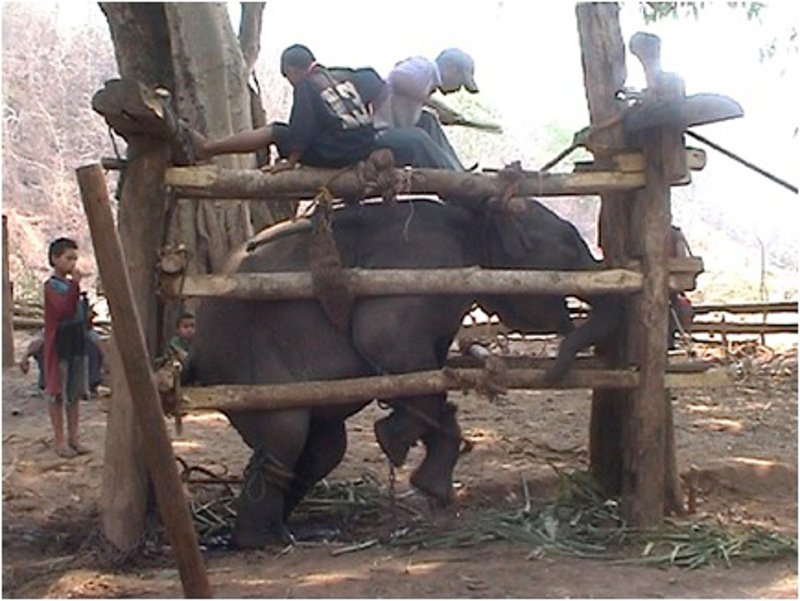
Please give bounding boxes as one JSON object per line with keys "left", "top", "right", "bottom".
{"left": 191, "top": 197, "right": 621, "bottom": 549}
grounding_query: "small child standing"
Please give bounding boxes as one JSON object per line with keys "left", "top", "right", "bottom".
{"left": 169, "top": 312, "right": 196, "bottom": 384}
{"left": 169, "top": 312, "right": 195, "bottom": 358}
{"left": 43, "top": 237, "right": 91, "bottom": 458}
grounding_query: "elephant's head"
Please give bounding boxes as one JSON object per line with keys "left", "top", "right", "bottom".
{"left": 477, "top": 197, "right": 621, "bottom": 381}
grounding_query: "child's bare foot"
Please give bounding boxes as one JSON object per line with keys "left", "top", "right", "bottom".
{"left": 69, "top": 442, "right": 91, "bottom": 455}
{"left": 56, "top": 445, "right": 77, "bottom": 459}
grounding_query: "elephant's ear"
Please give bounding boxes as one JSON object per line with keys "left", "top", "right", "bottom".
{"left": 491, "top": 211, "right": 532, "bottom": 260}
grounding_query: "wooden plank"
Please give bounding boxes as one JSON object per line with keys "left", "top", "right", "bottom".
{"left": 181, "top": 366, "right": 729, "bottom": 412}
{"left": 165, "top": 164, "right": 645, "bottom": 201}
{"left": 161, "top": 268, "right": 645, "bottom": 300}
{"left": 2, "top": 215, "right": 14, "bottom": 366}
{"left": 77, "top": 163, "right": 211, "bottom": 599}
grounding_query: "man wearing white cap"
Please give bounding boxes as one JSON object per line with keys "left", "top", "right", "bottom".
{"left": 371, "top": 48, "right": 479, "bottom": 171}
{"left": 373, "top": 48, "right": 479, "bottom": 130}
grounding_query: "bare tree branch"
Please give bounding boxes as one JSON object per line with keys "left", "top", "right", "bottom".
{"left": 238, "top": 2, "right": 265, "bottom": 76}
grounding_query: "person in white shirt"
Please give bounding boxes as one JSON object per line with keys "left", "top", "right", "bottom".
{"left": 373, "top": 48, "right": 479, "bottom": 130}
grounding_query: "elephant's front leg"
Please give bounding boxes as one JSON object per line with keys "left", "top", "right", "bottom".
{"left": 226, "top": 409, "right": 310, "bottom": 549}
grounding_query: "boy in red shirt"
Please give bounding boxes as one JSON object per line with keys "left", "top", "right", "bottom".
{"left": 43, "top": 238, "right": 90, "bottom": 458}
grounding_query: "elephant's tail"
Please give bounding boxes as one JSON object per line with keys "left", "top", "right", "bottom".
{"left": 545, "top": 294, "right": 623, "bottom": 383}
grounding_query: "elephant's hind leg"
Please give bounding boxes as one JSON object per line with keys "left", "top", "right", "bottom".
{"left": 227, "top": 409, "right": 310, "bottom": 549}
{"left": 234, "top": 447, "right": 296, "bottom": 548}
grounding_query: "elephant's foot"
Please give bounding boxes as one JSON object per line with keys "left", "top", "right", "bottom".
{"left": 375, "top": 410, "right": 426, "bottom": 467}
{"left": 232, "top": 447, "right": 295, "bottom": 549}
{"left": 231, "top": 518, "right": 294, "bottom": 550}
{"left": 409, "top": 403, "right": 461, "bottom": 504}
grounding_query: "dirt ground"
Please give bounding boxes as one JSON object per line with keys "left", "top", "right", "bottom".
{"left": 2, "top": 329, "right": 797, "bottom": 598}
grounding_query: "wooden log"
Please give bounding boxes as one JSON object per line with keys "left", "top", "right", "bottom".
{"left": 181, "top": 367, "right": 729, "bottom": 413}
{"left": 446, "top": 354, "right": 714, "bottom": 374}
{"left": 183, "top": 368, "right": 638, "bottom": 412}
{"left": 165, "top": 164, "right": 645, "bottom": 201}
{"left": 691, "top": 322, "right": 797, "bottom": 335}
{"left": 100, "top": 136, "right": 172, "bottom": 556}
{"left": 101, "top": 334, "right": 148, "bottom": 557}
{"left": 3, "top": 215, "right": 14, "bottom": 366}
{"left": 77, "top": 164, "right": 211, "bottom": 598}
{"left": 161, "top": 268, "right": 645, "bottom": 300}
{"left": 578, "top": 4, "right": 634, "bottom": 504}
{"left": 692, "top": 301, "right": 798, "bottom": 315}
{"left": 622, "top": 124, "right": 672, "bottom": 525}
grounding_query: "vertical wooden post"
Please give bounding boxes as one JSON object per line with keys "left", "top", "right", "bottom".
{"left": 101, "top": 142, "right": 171, "bottom": 551}
{"left": 577, "top": 4, "right": 683, "bottom": 525}
{"left": 576, "top": 2, "right": 631, "bottom": 497}
{"left": 621, "top": 129, "right": 671, "bottom": 525}
{"left": 2, "top": 215, "right": 14, "bottom": 367}
{"left": 77, "top": 163, "right": 211, "bottom": 598}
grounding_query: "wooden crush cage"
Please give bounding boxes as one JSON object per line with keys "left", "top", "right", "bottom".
{"left": 82, "top": 9, "right": 747, "bottom": 580}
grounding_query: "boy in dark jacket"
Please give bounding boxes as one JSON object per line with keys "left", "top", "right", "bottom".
{"left": 193, "top": 44, "right": 375, "bottom": 171}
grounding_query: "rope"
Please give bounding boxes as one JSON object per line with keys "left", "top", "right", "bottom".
{"left": 488, "top": 161, "right": 525, "bottom": 211}
{"left": 355, "top": 147, "right": 408, "bottom": 202}
{"left": 242, "top": 447, "right": 295, "bottom": 502}
{"left": 309, "top": 185, "right": 354, "bottom": 332}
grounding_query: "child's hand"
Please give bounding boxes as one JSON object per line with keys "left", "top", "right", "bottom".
{"left": 71, "top": 267, "right": 83, "bottom": 284}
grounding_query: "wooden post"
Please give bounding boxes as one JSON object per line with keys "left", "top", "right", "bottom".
{"left": 576, "top": 2, "right": 632, "bottom": 499}
{"left": 77, "top": 164, "right": 211, "bottom": 598}
{"left": 99, "top": 138, "right": 171, "bottom": 551}
{"left": 2, "top": 215, "right": 14, "bottom": 367}
{"left": 577, "top": 4, "right": 683, "bottom": 524}
{"left": 621, "top": 127, "right": 671, "bottom": 525}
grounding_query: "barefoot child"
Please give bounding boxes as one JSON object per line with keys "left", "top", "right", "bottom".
{"left": 43, "top": 237, "right": 91, "bottom": 458}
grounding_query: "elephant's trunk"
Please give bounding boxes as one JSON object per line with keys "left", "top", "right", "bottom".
{"left": 545, "top": 294, "right": 623, "bottom": 383}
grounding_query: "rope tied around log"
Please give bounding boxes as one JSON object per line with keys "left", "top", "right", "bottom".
{"left": 487, "top": 161, "right": 526, "bottom": 212}
{"left": 355, "top": 148, "right": 409, "bottom": 203}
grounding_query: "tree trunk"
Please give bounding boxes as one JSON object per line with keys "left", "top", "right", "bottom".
{"left": 164, "top": 2, "right": 253, "bottom": 275}
{"left": 97, "top": 1, "right": 281, "bottom": 554}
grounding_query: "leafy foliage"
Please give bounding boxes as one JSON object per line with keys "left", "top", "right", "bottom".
{"left": 640, "top": 2, "right": 765, "bottom": 23}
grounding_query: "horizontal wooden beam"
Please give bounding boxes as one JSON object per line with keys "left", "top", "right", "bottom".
{"left": 180, "top": 367, "right": 729, "bottom": 412}
{"left": 161, "top": 268, "right": 644, "bottom": 300}
{"left": 692, "top": 301, "right": 798, "bottom": 315}
{"left": 165, "top": 165, "right": 645, "bottom": 201}
{"left": 691, "top": 322, "right": 797, "bottom": 335}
